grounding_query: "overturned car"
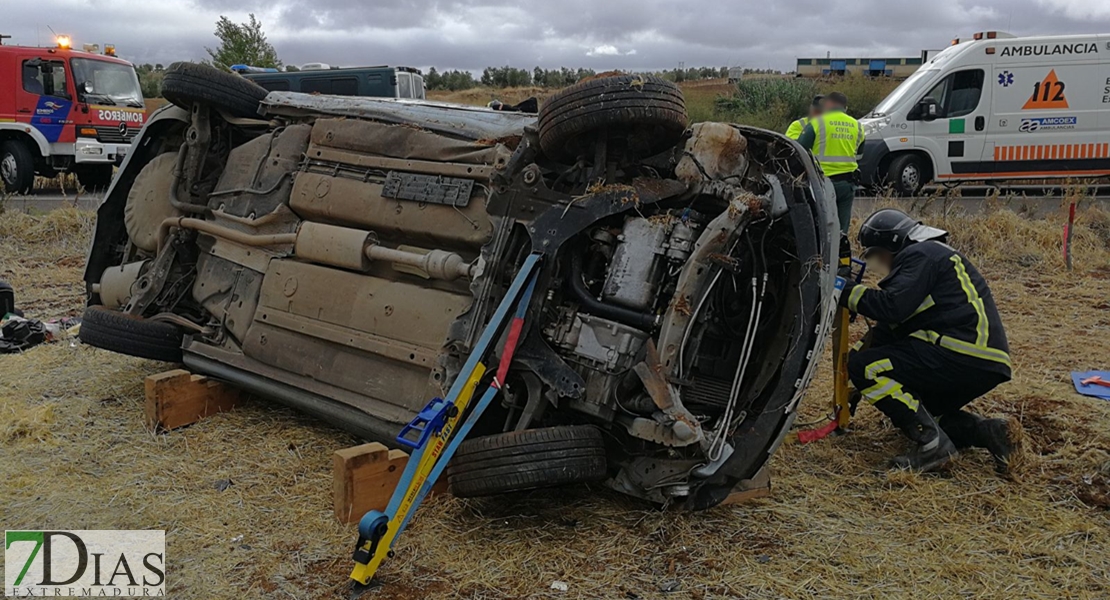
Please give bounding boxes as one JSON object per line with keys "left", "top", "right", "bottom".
{"left": 82, "top": 64, "right": 838, "bottom": 509}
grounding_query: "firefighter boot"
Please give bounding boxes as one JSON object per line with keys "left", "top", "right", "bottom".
{"left": 940, "top": 410, "right": 1019, "bottom": 474}
{"left": 874, "top": 398, "right": 958, "bottom": 472}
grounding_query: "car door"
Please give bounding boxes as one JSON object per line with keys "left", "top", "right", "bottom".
{"left": 912, "top": 67, "right": 991, "bottom": 179}
{"left": 18, "top": 57, "right": 74, "bottom": 144}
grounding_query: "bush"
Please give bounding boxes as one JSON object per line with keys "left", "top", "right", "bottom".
{"left": 713, "top": 78, "right": 820, "bottom": 131}
{"left": 821, "top": 74, "right": 900, "bottom": 118}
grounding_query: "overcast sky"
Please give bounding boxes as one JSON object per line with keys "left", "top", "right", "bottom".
{"left": 3, "top": 0, "right": 1108, "bottom": 72}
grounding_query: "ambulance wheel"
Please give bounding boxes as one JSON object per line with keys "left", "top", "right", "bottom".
{"left": 538, "top": 74, "right": 688, "bottom": 163}
{"left": 0, "top": 140, "right": 36, "bottom": 195}
{"left": 446, "top": 425, "right": 608, "bottom": 498}
{"left": 161, "top": 62, "right": 270, "bottom": 120}
{"left": 886, "top": 154, "right": 928, "bottom": 196}
{"left": 75, "top": 164, "right": 115, "bottom": 191}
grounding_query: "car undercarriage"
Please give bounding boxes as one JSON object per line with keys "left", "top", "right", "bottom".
{"left": 82, "top": 65, "right": 837, "bottom": 510}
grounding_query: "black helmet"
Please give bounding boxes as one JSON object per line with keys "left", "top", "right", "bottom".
{"left": 858, "top": 208, "right": 947, "bottom": 258}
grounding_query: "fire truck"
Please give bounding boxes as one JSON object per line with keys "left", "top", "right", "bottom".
{"left": 0, "top": 35, "right": 146, "bottom": 193}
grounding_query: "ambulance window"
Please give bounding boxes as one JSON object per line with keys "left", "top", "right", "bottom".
{"left": 922, "top": 68, "right": 983, "bottom": 119}
{"left": 946, "top": 69, "right": 984, "bottom": 118}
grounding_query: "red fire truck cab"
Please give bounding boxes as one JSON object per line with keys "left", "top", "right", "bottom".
{"left": 0, "top": 37, "right": 146, "bottom": 193}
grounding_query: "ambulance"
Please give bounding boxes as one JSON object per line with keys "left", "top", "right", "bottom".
{"left": 0, "top": 35, "right": 146, "bottom": 193}
{"left": 858, "top": 31, "right": 1110, "bottom": 195}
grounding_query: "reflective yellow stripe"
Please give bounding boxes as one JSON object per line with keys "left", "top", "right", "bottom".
{"left": 860, "top": 358, "right": 919, "bottom": 411}
{"left": 847, "top": 285, "right": 866, "bottom": 312}
{"left": 950, "top": 255, "right": 989, "bottom": 346}
{"left": 906, "top": 295, "right": 935, "bottom": 320}
{"left": 909, "top": 330, "right": 1012, "bottom": 368}
{"left": 864, "top": 358, "right": 893, "bottom": 379}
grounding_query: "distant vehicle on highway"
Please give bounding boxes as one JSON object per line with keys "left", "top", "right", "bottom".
{"left": 235, "top": 64, "right": 425, "bottom": 100}
{"left": 859, "top": 30, "right": 1110, "bottom": 195}
{"left": 727, "top": 67, "right": 744, "bottom": 83}
{"left": 0, "top": 34, "right": 146, "bottom": 193}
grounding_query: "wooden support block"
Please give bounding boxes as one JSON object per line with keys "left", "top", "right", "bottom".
{"left": 332, "top": 442, "right": 449, "bottom": 524}
{"left": 144, "top": 369, "right": 241, "bottom": 431}
{"left": 719, "top": 466, "right": 772, "bottom": 506}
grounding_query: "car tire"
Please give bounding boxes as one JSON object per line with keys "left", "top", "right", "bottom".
{"left": 161, "top": 62, "right": 270, "bottom": 120}
{"left": 75, "top": 164, "right": 114, "bottom": 191}
{"left": 0, "top": 140, "right": 36, "bottom": 195}
{"left": 537, "top": 74, "right": 688, "bottom": 163}
{"left": 79, "top": 305, "right": 184, "bottom": 362}
{"left": 886, "top": 154, "right": 927, "bottom": 197}
{"left": 447, "top": 425, "right": 608, "bottom": 498}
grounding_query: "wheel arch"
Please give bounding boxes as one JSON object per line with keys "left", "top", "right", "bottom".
{"left": 82, "top": 105, "right": 191, "bottom": 299}
{"left": 0, "top": 124, "right": 50, "bottom": 158}
{"left": 878, "top": 149, "right": 936, "bottom": 184}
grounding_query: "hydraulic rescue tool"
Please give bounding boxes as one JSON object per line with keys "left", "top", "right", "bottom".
{"left": 798, "top": 257, "right": 866, "bottom": 443}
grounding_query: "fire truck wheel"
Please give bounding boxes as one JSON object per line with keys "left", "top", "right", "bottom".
{"left": 75, "top": 165, "right": 115, "bottom": 192}
{"left": 161, "top": 62, "right": 270, "bottom": 120}
{"left": 0, "top": 140, "right": 36, "bottom": 195}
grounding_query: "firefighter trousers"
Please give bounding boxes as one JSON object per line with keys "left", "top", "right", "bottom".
{"left": 848, "top": 337, "right": 1008, "bottom": 421}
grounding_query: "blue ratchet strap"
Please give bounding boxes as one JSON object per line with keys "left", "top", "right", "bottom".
{"left": 396, "top": 272, "right": 539, "bottom": 537}
{"left": 354, "top": 253, "right": 542, "bottom": 558}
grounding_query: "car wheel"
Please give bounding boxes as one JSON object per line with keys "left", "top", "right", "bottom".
{"left": 447, "top": 425, "right": 608, "bottom": 497}
{"left": 537, "top": 74, "right": 688, "bottom": 163}
{"left": 75, "top": 164, "right": 115, "bottom": 191}
{"left": 0, "top": 140, "right": 36, "bottom": 195}
{"left": 886, "top": 154, "right": 927, "bottom": 197}
{"left": 161, "top": 62, "right": 270, "bottom": 120}
{"left": 79, "top": 305, "right": 184, "bottom": 362}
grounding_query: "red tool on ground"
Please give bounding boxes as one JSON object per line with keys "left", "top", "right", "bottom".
{"left": 1081, "top": 376, "right": 1110, "bottom": 389}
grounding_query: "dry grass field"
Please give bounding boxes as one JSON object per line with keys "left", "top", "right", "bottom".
{"left": 2, "top": 201, "right": 1110, "bottom": 599}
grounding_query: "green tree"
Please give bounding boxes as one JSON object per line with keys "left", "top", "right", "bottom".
{"left": 205, "top": 14, "right": 282, "bottom": 71}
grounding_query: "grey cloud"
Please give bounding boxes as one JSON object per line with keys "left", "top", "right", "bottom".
{"left": 4, "top": 0, "right": 1108, "bottom": 72}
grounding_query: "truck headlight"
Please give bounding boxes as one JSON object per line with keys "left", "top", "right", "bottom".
{"left": 863, "top": 116, "right": 891, "bottom": 138}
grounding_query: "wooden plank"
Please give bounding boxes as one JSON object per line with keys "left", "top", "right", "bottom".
{"left": 144, "top": 369, "right": 241, "bottom": 431}
{"left": 719, "top": 466, "right": 772, "bottom": 506}
{"left": 332, "top": 442, "right": 448, "bottom": 524}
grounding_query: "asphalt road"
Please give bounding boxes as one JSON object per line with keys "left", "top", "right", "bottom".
{"left": 3, "top": 192, "right": 103, "bottom": 213}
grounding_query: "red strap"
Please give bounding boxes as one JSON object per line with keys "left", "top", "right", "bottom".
{"left": 797, "top": 419, "right": 839, "bottom": 444}
{"left": 494, "top": 317, "right": 524, "bottom": 389}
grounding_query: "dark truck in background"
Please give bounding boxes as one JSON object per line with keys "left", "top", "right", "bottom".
{"left": 240, "top": 65, "right": 425, "bottom": 99}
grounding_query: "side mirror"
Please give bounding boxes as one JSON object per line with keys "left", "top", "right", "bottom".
{"left": 919, "top": 97, "right": 940, "bottom": 121}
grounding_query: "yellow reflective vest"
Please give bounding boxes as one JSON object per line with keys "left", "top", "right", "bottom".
{"left": 809, "top": 109, "right": 864, "bottom": 177}
{"left": 785, "top": 117, "right": 808, "bottom": 140}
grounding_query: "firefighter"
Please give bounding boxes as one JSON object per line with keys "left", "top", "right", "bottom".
{"left": 842, "top": 209, "right": 1017, "bottom": 473}
{"left": 796, "top": 92, "right": 863, "bottom": 235}
{"left": 785, "top": 95, "right": 824, "bottom": 140}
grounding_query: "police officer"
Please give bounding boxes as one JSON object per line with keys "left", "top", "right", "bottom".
{"left": 785, "top": 95, "right": 824, "bottom": 140}
{"left": 796, "top": 92, "right": 863, "bottom": 235}
{"left": 842, "top": 209, "right": 1017, "bottom": 473}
